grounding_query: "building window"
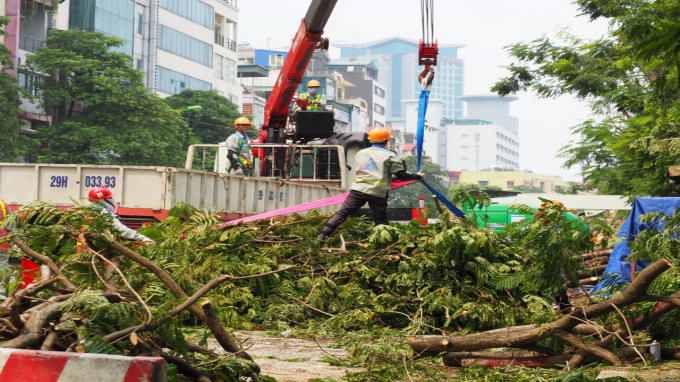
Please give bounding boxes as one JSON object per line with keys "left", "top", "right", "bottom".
{"left": 374, "top": 121, "right": 384, "bottom": 127}
{"left": 159, "top": 0, "right": 214, "bottom": 29}
{"left": 159, "top": 26, "right": 213, "bottom": 67}
{"left": 374, "top": 86, "right": 385, "bottom": 98}
{"left": 269, "top": 54, "right": 283, "bottom": 67}
{"left": 374, "top": 104, "right": 385, "bottom": 115}
{"left": 479, "top": 181, "right": 489, "bottom": 186}
{"left": 213, "top": 54, "right": 223, "bottom": 79}
{"left": 229, "top": 94, "right": 238, "bottom": 104}
{"left": 455, "top": 76, "right": 462, "bottom": 82}
{"left": 136, "top": 14, "right": 144, "bottom": 35}
{"left": 507, "top": 181, "right": 515, "bottom": 187}
{"left": 19, "top": 73, "right": 40, "bottom": 96}
{"left": 156, "top": 66, "right": 212, "bottom": 95}
{"left": 225, "top": 58, "right": 236, "bottom": 84}
{"left": 136, "top": 59, "right": 143, "bottom": 70}
{"left": 455, "top": 69, "right": 463, "bottom": 75}
{"left": 455, "top": 63, "right": 463, "bottom": 68}
{"left": 455, "top": 83, "right": 463, "bottom": 95}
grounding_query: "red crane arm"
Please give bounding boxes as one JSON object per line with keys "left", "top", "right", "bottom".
{"left": 262, "top": 0, "right": 337, "bottom": 141}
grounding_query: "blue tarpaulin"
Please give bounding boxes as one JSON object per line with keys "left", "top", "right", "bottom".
{"left": 592, "top": 197, "right": 680, "bottom": 293}
{"left": 416, "top": 88, "right": 465, "bottom": 218}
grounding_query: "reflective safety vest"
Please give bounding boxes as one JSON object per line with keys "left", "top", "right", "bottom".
{"left": 301, "top": 93, "right": 323, "bottom": 111}
{"left": 0, "top": 200, "right": 10, "bottom": 250}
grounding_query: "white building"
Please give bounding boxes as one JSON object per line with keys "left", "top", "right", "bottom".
{"left": 447, "top": 120, "right": 519, "bottom": 172}
{"left": 396, "top": 98, "right": 448, "bottom": 170}
{"left": 447, "top": 95, "right": 520, "bottom": 172}
{"left": 154, "top": 0, "right": 242, "bottom": 106}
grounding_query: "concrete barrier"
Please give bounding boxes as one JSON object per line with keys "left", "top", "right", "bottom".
{"left": 0, "top": 349, "right": 167, "bottom": 382}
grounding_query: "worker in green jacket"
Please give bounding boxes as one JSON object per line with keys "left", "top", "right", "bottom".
{"left": 318, "top": 127, "right": 423, "bottom": 240}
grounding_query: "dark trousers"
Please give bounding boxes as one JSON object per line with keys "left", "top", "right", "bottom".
{"left": 320, "top": 190, "right": 388, "bottom": 236}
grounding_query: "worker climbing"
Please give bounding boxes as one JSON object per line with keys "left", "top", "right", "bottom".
{"left": 296, "top": 79, "right": 326, "bottom": 111}
{"left": 226, "top": 117, "right": 254, "bottom": 176}
{"left": 88, "top": 187, "right": 155, "bottom": 244}
{"left": 317, "top": 127, "right": 424, "bottom": 240}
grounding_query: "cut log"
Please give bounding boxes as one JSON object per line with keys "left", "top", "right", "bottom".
{"left": 661, "top": 347, "right": 680, "bottom": 360}
{"left": 577, "top": 265, "right": 608, "bottom": 278}
{"left": 408, "top": 259, "right": 671, "bottom": 355}
{"left": 443, "top": 352, "right": 573, "bottom": 369}
{"left": 580, "top": 257, "right": 609, "bottom": 267}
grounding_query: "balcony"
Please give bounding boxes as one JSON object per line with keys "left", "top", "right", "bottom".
{"left": 216, "top": 0, "right": 238, "bottom": 8}
{"left": 214, "top": 32, "right": 237, "bottom": 52}
{"left": 19, "top": 35, "right": 45, "bottom": 53}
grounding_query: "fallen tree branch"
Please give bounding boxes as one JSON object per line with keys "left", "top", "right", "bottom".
{"left": 10, "top": 236, "right": 76, "bottom": 292}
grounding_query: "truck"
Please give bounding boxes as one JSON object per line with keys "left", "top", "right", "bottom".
{"left": 0, "top": 139, "right": 363, "bottom": 227}
{"left": 0, "top": 0, "right": 370, "bottom": 225}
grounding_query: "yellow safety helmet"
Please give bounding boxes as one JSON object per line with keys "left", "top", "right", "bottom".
{"left": 307, "top": 79, "right": 321, "bottom": 88}
{"left": 368, "top": 127, "right": 390, "bottom": 143}
{"left": 233, "top": 117, "right": 252, "bottom": 127}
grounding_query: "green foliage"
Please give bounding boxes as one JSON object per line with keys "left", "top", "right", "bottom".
{"left": 164, "top": 89, "right": 242, "bottom": 144}
{"left": 492, "top": 1, "right": 680, "bottom": 199}
{"left": 510, "top": 185, "right": 546, "bottom": 194}
{"left": 390, "top": 155, "right": 450, "bottom": 208}
{"left": 0, "top": 16, "right": 30, "bottom": 162}
{"left": 22, "top": 30, "right": 192, "bottom": 166}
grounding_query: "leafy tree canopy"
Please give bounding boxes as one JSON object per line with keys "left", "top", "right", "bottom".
{"left": 23, "top": 30, "right": 192, "bottom": 166}
{"left": 164, "top": 89, "right": 242, "bottom": 144}
{"left": 0, "top": 16, "right": 30, "bottom": 162}
{"left": 390, "top": 155, "right": 449, "bottom": 208}
{"left": 492, "top": 0, "right": 680, "bottom": 199}
{"left": 510, "top": 185, "right": 545, "bottom": 194}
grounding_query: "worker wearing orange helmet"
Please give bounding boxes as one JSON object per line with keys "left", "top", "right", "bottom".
{"left": 298, "top": 79, "right": 326, "bottom": 111}
{"left": 226, "top": 117, "right": 254, "bottom": 176}
{"left": 88, "top": 187, "right": 154, "bottom": 244}
{"left": 318, "top": 127, "right": 424, "bottom": 240}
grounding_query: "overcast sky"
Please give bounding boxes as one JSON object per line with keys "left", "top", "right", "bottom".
{"left": 238, "top": 0, "right": 611, "bottom": 182}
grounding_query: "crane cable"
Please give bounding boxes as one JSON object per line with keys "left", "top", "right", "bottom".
{"left": 421, "top": 0, "right": 434, "bottom": 46}
{"left": 417, "top": 0, "right": 465, "bottom": 218}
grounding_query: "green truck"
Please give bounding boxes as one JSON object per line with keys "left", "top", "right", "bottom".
{"left": 464, "top": 203, "right": 583, "bottom": 233}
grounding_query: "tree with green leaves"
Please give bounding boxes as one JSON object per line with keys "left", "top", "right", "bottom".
{"left": 23, "top": 30, "right": 192, "bottom": 166}
{"left": 389, "top": 155, "right": 449, "bottom": 208}
{"left": 510, "top": 185, "right": 545, "bottom": 194}
{"left": 492, "top": 0, "right": 680, "bottom": 199}
{"left": 0, "top": 16, "right": 31, "bottom": 162}
{"left": 164, "top": 90, "right": 242, "bottom": 144}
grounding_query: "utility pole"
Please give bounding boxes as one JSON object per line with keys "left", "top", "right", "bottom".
{"left": 474, "top": 132, "right": 480, "bottom": 172}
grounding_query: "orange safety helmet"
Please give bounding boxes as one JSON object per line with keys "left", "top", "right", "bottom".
{"left": 368, "top": 127, "right": 390, "bottom": 143}
{"left": 307, "top": 79, "right": 321, "bottom": 88}
{"left": 233, "top": 117, "right": 252, "bottom": 127}
{"left": 88, "top": 187, "right": 116, "bottom": 201}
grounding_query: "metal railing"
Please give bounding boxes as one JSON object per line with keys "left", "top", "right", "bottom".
{"left": 185, "top": 143, "right": 347, "bottom": 189}
{"left": 19, "top": 34, "right": 45, "bottom": 53}
{"left": 216, "top": 0, "right": 238, "bottom": 8}
{"left": 214, "top": 32, "right": 237, "bottom": 51}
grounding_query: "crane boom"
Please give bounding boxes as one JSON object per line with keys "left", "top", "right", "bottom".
{"left": 262, "top": 0, "right": 338, "bottom": 143}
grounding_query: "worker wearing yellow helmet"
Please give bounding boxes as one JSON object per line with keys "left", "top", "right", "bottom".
{"left": 226, "top": 117, "right": 254, "bottom": 176}
{"left": 318, "top": 127, "right": 424, "bottom": 241}
{"left": 299, "top": 79, "right": 326, "bottom": 111}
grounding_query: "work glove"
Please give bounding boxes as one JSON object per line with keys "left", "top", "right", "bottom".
{"left": 417, "top": 171, "right": 425, "bottom": 180}
{"left": 143, "top": 238, "right": 155, "bottom": 245}
{"left": 235, "top": 168, "right": 244, "bottom": 176}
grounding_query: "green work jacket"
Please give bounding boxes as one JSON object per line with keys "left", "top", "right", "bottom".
{"left": 351, "top": 145, "right": 404, "bottom": 198}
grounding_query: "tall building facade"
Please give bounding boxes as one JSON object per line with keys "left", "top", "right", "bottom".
{"left": 335, "top": 37, "right": 466, "bottom": 124}
{"left": 448, "top": 95, "right": 520, "bottom": 172}
{"left": 68, "top": 0, "right": 242, "bottom": 105}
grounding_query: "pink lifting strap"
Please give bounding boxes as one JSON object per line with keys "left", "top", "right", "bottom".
{"left": 220, "top": 180, "right": 419, "bottom": 226}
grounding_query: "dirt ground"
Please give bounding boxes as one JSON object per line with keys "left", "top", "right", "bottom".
{"left": 596, "top": 361, "right": 680, "bottom": 381}
{"left": 207, "top": 331, "right": 364, "bottom": 381}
